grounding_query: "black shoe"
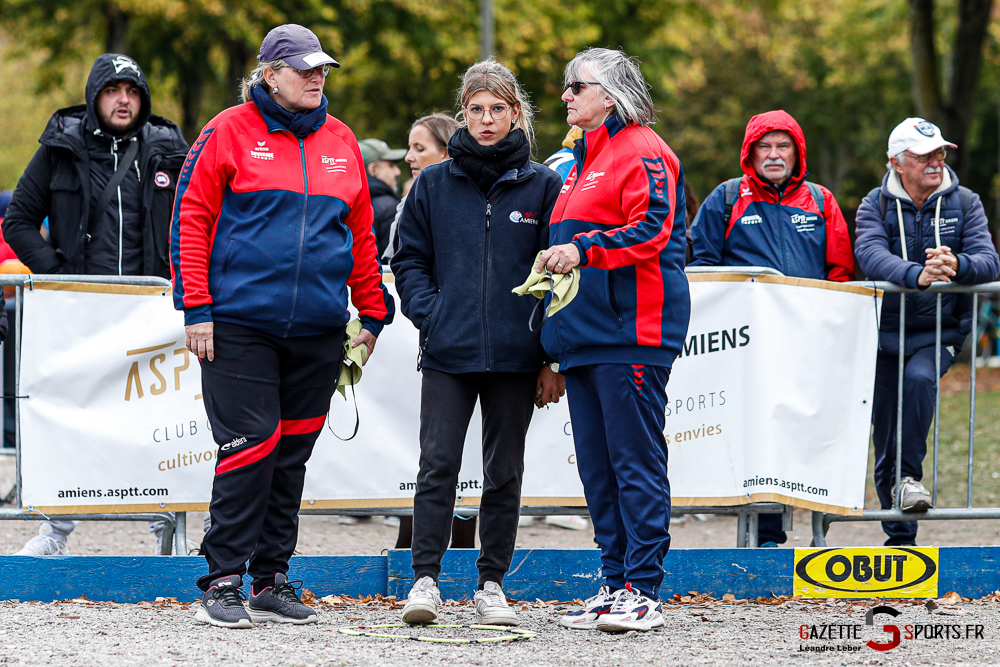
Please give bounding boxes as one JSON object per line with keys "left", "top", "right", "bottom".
{"left": 248, "top": 573, "right": 318, "bottom": 624}
{"left": 194, "top": 575, "right": 252, "bottom": 629}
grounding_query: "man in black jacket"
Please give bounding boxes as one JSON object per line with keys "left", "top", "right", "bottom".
{"left": 4, "top": 53, "right": 188, "bottom": 278}
{"left": 359, "top": 138, "right": 405, "bottom": 259}
{"left": 5, "top": 53, "right": 189, "bottom": 556}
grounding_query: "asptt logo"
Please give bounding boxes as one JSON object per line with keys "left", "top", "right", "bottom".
{"left": 740, "top": 214, "right": 763, "bottom": 225}
{"left": 112, "top": 56, "right": 140, "bottom": 75}
{"left": 865, "top": 606, "right": 901, "bottom": 652}
{"left": 125, "top": 341, "right": 193, "bottom": 401}
{"left": 322, "top": 156, "right": 348, "bottom": 173}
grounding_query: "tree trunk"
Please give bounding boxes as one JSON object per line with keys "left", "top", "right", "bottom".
{"left": 226, "top": 40, "right": 254, "bottom": 108}
{"left": 103, "top": 2, "right": 130, "bottom": 54}
{"left": 907, "top": 0, "right": 994, "bottom": 177}
{"left": 180, "top": 52, "right": 208, "bottom": 144}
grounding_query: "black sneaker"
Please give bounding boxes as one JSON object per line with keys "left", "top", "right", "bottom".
{"left": 194, "top": 575, "right": 252, "bottom": 629}
{"left": 248, "top": 573, "right": 318, "bottom": 624}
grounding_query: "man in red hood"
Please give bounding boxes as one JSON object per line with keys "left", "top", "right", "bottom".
{"left": 689, "top": 110, "right": 855, "bottom": 547}
{"left": 690, "top": 110, "right": 854, "bottom": 281}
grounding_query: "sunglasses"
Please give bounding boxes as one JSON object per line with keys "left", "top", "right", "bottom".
{"left": 276, "top": 64, "right": 331, "bottom": 78}
{"left": 565, "top": 80, "right": 600, "bottom": 95}
{"left": 906, "top": 148, "right": 947, "bottom": 164}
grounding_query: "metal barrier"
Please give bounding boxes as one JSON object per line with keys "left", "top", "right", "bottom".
{"left": 0, "top": 275, "right": 180, "bottom": 555}
{"left": 6, "top": 271, "right": 993, "bottom": 553}
{"left": 811, "top": 279, "right": 1000, "bottom": 546}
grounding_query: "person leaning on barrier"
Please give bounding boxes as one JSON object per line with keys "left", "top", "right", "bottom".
{"left": 391, "top": 58, "right": 563, "bottom": 628}
{"left": 539, "top": 47, "right": 690, "bottom": 634}
{"left": 3, "top": 53, "right": 189, "bottom": 557}
{"left": 688, "top": 109, "right": 855, "bottom": 549}
{"left": 855, "top": 118, "right": 1000, "bottom": 547}
{"left": 171, "top": 24, "right": 394, "bottom": 629}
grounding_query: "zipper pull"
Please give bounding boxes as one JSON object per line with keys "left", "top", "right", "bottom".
{"left": 486, "top": 203, "right": 491, "bottom": 229}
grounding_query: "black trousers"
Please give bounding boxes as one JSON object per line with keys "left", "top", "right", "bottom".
{"left": 411, "top": 369, "right": 536, "bottom": 587}
{"left": 196, "top": 321, "right": 344, "bottom": 592}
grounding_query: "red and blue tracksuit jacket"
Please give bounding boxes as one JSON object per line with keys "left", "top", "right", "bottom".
{"left": 689, "top": 110, "right": 855, "bottom": 282}
{"left": 170, "top": 97, "right": 393, "bottom": 337}
{"left": 541, "top": 113, "right": 691, "bottom": 370}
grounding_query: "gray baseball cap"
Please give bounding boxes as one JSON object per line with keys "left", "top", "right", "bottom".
{"left": 359, "top": 139, "right": 407, "bottom": 166}
{"left": 258, "top": 24, "right": 340, "bottom": 70}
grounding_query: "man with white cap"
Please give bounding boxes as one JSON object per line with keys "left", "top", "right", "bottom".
{"left": 855, "top": 118, "right": 999, "bottom": 546}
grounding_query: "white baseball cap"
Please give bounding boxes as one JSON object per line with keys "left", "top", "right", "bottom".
{"left": 887, "top": 117, "right": 956, "bottom": 158}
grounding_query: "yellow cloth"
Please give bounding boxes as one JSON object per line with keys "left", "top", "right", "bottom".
{"left": 512, "top": 251, "right": 580, "bottom": 317}
{"left": 338, "top": 319, "right": 368, "bottom": 397}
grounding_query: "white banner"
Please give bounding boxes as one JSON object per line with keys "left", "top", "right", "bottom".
{"left": 18, "top": 275, "right": 879, "bottom": 515}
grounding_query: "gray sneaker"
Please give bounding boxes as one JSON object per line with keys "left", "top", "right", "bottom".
{"left": 247, "top": 573, "right": 317, "bottom": 624}
{"left": 194, "top": 575, "right": 252, "bottom": 629}
{"left": 893, "top": 476, "right": 932, "bottom": 512}
{"left": 401, "top": 576, "right": 441, "bottom": 625}
{"left": 473, "top": 581, "right": 518, "bottom": 626}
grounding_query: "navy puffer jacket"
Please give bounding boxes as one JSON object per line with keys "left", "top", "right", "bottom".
{"left": 855, "top": 166, "right": 1000, "bottom": 354}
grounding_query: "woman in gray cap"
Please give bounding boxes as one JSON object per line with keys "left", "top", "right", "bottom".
{"left": 172, "top": 24, "right": 394, "bottom": 629}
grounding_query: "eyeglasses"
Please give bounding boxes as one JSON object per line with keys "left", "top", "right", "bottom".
{"left": 565, "top": 81, "right": 600, "bottom": 95}
{"left": 466, "top": 104, "right": 510, "bottom": 121}
{"left": 906, "top": 148, "right": 947, "bottom": 164}
{"left": 275, "top": 64, "right": 331, "bottom": 78}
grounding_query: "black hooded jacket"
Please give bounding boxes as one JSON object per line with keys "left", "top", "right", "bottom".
{"left": 3, "top": 54, "right": 189, "bottom": 277}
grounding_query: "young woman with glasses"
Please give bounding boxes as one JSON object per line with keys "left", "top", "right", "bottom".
{"left": 390, "top": 58, "right": 564, "bottom": 626}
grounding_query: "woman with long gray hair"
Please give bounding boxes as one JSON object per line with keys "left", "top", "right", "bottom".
{"left": 538, "top": 47, "right": 691, "bottom": 632}
{"left": 391, "top": 58, "right": 564, "bottom": 626}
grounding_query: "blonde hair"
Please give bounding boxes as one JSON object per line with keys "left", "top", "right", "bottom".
{"left": 239, "top": 59, "right": 285, "bottom": 103}
{"left": 458, "top": 58, "right": 535, "bottom": 148}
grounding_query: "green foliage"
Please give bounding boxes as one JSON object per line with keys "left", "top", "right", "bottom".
{"left": 1, "top": 0, "right": 999, "bottom": 227}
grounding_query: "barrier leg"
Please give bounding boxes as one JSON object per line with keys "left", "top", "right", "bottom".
{"left": 781, "top": 504, "right": 793, "bottom": 532}
{"left": 747, "top": 512, "right": 759, "bottom": 548}
{"left": 173, "top": 512, "right": 187, "bottom": 556}
{"left": 810, "top": 511, "right": 828, "bottom": 547}
{"left": 159, "top": 515, "right": 175, "bottom": 556}
{"left": 736, "top": 509, "right": 748, "bottom": 548}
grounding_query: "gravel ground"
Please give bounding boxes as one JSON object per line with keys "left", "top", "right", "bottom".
{"left": 5, "top": 456, "right": 1000, "bottom": 665}
{"left": 1, "top": 594, "right": 999, "bottom": 666}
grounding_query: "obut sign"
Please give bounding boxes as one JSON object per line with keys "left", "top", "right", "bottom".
{"left": 794, "top": 548, "right": 939, "bottom": 598}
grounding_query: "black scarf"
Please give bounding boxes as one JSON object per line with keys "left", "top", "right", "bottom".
{"left": 447, "top": 128, "right": 530, "bottom": 194}
{"left": 250, "top": 84, "right": 328, "bottom": 139}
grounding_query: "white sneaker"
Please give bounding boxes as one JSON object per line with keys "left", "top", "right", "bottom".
{"left": 596, "top": 584, "right": 663, "bottom": 632}
{"left": 544, "top": 515, "right": 589, "bottom": 531}
{"left": 893, "top": 477, "right": 932, "bottom": 512}
{"left": 14, "top": 534, "right": 69, "bottom": 556}
{"left": 473, "top": 581, "right": 518, "bottom": 626}
{"left": 337, "top": 516, "right": 360, "bottom": 525}
{"left": 559, "top": 583, "right": 617, "bottom": 629}
{"left": 401, "top": 576, "right": 441, "bottom": 625}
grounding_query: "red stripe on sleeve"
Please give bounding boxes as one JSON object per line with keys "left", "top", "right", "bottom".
{"left": 216, "top": 424, "right": 281, "bottom": 475}
{"left": 280, "top": 415, "right": 327, "bottom": 435}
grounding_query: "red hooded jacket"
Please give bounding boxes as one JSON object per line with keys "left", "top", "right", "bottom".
{"left": 689, "top": 110, "right": 855, "bottom": 281}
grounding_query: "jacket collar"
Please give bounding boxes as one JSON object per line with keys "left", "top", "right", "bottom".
{"left": 447, "top": 157, "right": 536, "bottom": 183}
{"left": 882, "top": 164, "right": 956, "bottom": 207}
